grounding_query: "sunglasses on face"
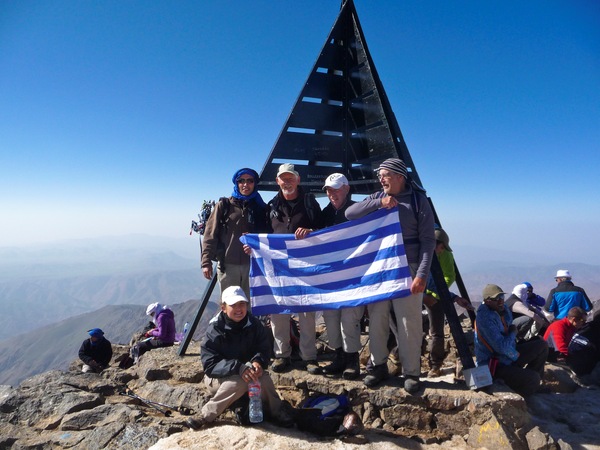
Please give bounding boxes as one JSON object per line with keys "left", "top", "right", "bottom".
{"left": 237, "top": 178, "right": 255, "bottom": 184}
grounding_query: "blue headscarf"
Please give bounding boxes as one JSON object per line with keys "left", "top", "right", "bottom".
{"left": 88, "top": 328, "right": 104, "bottom": 345}
{"left": 88, "top": 328, "right": 104, "bottom": 338}
{"left": 231, "top": 168, "right": 266, "bottom": 207}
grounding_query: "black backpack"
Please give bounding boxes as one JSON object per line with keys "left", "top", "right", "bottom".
{"left": 295, "top": 395, "right": 360, "bottom": 436}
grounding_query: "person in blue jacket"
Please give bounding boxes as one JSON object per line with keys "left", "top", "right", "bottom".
{"left": 544, "top": 269, "right": 592, "bottom": 320}
{"left": 475, "top": 284, "right": 548, "bottom": 397}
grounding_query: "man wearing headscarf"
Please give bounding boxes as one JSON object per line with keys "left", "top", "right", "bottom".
{"left": 78, "top": 328, "right": 112, "bottom": 373}
{"left": 201, "top": 168, "right": 268, "bottom": 299}
{"left": 346, "top": 158, "right": 435, "bottom": 393}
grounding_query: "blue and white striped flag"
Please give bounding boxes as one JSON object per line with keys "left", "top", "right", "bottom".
{"left": 239, "top": 207, "right": 412, "bottom": 316}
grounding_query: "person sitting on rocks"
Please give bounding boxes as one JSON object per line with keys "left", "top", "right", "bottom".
{"left": 566, "top": 310, "right": 600, "bottom": 379}
{"left": 187, "top": 286, "right": 294, "bottom": 430}
{"left": 505, "top": 283, "right": 549, "bottom": 342}
{"left": 544, "top": 306, "right": 587, "bottom": 367}
{"left": 522, "top": 282, "right": 546, "bottom": 312}
{"left": 78, "top": 328, "right": 112, "bottom": 373}
{"left": 474, "top": 284, "right": 548, "bottom": 397}
{"left": 130, "top": 302, "right": 176, "bottom": 362}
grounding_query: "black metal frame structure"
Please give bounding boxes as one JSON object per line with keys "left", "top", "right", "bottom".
{"left": 181, "top": 0, "right": 475, "bottom": 372}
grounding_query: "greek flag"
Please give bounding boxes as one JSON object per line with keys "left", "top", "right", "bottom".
{"left": 239, "top": 207, "right": 411, "bottom": 316}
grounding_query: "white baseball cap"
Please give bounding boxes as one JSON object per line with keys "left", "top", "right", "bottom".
{"left": 322, "top": 173, "right": 349, "bottom": 191}
{"left": 555, "top": 269, "right": 571, "bottom": 279}
{"left": 221, "top": 286, "right": 249, "bottom": 305}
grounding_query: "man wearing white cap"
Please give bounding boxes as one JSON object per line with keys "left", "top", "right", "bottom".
{"left": 187, "top": 286, "right": 293, "bottom": 430}
{"left": 346, "top": 158, "right": 435, "bottom": 393}
{"left": 266, "top": 163, "right": 323, "bottom": 375}
{"left": 544, "top": 269, "right": 592, "bottom": 320}
{"left": 320, "top": 173, "right": 362, "bottom": 380}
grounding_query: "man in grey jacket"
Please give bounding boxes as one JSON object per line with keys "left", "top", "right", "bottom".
{"left": 346, "top": 158, "right": 435, "bottom": 393}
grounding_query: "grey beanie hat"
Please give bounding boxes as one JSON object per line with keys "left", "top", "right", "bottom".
{"left": 375, "top": 158, "right": 407, "bottom": 179}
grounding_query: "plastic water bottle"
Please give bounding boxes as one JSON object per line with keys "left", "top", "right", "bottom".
{"left": 248, "top": 379, "right": 263, "bottom": 423}
{"left": 183, "top": 322, "right": 190, "bottom": 336}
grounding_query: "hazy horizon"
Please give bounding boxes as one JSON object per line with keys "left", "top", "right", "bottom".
{"left": 1, "top": 1, "right": 598, "bottom": 265}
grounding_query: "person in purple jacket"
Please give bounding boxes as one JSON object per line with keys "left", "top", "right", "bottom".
{"left": 130, "top": 302, "right": 176, "bottom": 362}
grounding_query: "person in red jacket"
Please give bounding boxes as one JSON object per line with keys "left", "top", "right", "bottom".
{"left": 544, "top": 306, "right": 587, "bottom": 362}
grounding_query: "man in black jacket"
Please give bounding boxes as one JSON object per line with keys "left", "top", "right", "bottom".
{"left": 78, "top": 328, "right": 112, "bottom": 373}
{"left": 266, "top": 163, "right": 323, "bottom": 375}
{"left": 187, "top": 286, "right": 293, "bottom": 430}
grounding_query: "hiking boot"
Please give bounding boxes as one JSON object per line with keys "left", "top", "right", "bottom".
{"left": 363, "top": 363, "right": 389, "bottom": 388}
{"left": 305, "top": 360, "right": 323, "bottom": 375}
{"left": 427, "top": 366, "right": 442, "bottom": 378}
{"left": 322, "top": 348, "right": 345, "bottom": 375}
{"left": 342, "top": 352, "right": 360, "bottom": 380}
{"left": 271, "top": 357, "right": 291, "bottom": 373}
{"left": 404, "top": 376, "right": 420, "bottom": 394}
{"left": 186, "top": 415, "right": 206, "bottom": 430}
{"left": 130, "top": 346, "right": 140, "bottom": 365}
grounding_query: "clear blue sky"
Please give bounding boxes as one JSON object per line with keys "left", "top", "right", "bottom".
{"left": 1, "top": 1, "right": 599, "bottom": 264}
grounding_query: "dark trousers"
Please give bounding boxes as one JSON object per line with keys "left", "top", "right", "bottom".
{"left": 494, "top": 339, "right": 549, "bottom": 396}
{"left": 424, "top": 300, "right": 446, "bottom": 367}
{"left": 136, "top": 339, "right": 173, "bottom": 357}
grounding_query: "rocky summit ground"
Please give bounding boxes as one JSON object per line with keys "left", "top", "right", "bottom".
{"left": 1, "top": 338, "right": 600, "bottom": 450}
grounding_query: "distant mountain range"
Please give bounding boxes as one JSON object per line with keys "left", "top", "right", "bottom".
{"left": 1, "top": 235, "right": 599, "bottom": 387}
{"left": 0, "top": 236, "right": 207, "bottom": 340}
{"left": 0, "top": 299, "right": 220, "bottom": 387}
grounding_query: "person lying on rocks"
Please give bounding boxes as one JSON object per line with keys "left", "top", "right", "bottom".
{"left": 187, "top": 286, "right": 294, "bottom": 430}
{"left": 78, "top": 328, "right": 112, "bottom": 373}
{"left": 474, "top": 284, "right": 548, "bottom": 397}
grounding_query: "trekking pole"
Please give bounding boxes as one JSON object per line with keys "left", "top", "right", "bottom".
{"left": 120, "top": 389, "right": 171, "bottom": 417}
{"left": 123, "top": 389, "right": 195, "bottom": 416}
{"left": 145, "top": 399, "right": 195, "bottom": 416}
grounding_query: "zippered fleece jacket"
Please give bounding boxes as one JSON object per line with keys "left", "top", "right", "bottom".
{"left": 201, "top": 312, "right": 271, "bottom": 378}
{"left": 545, "top": 280, "right": 592, "bottom": 320}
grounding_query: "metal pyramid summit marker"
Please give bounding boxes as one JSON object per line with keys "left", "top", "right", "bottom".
{"left": 259, "top": 0, "right": 422, "bottom": 194}
{"left": 183, "top": 2, "right": 476, "bottom": 373}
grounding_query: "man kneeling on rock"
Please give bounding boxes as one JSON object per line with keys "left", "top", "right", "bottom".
{"left": 187, "top": 286, "right": 294, "bottom": 430}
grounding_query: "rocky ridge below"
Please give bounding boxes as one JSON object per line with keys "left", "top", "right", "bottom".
{"left": 1, "top": 342, "right": 599, "bottom": 450}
